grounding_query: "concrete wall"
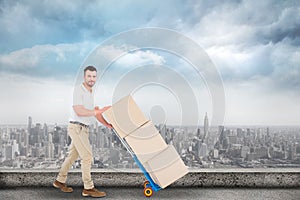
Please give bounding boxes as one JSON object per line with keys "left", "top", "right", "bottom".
{"left": 0, "top": 168, "right": 299, "bottom": 188}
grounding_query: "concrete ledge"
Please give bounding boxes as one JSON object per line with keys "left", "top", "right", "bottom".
{"left": 0, "top": 168, "right": 299, "bottom": 188}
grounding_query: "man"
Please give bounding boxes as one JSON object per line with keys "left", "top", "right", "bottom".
{"left": 53, "top": 65, "right": 112, "bottom": 198}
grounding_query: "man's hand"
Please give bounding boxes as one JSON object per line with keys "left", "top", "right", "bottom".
{"left": 94, "top": 106, "right": 111, "bottom": 114}
{"left": 104, "top": 123, "right": 113, "bottom": 129}
{"left": 94, "top": 106, "right": 113, "bottom": 129}
{"left": 101, "top": 106, "right": 111, "bottom": 113}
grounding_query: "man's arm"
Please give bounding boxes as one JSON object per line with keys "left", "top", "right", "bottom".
{"left": 73, "top": 105, "right": 96, "bottom": 117}
{"left": 95, "top": 106, "right": 113, "bottom": 129}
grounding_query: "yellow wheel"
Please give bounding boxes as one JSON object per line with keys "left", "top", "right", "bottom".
{"left": 143, "top": 187, "right": 153, "bottom": 197}
{"left": 143, "top": 181, "right": 150, "bottom": 188}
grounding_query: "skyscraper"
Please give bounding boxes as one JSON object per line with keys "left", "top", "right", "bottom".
{"left": 27, "top": 116, "right": 32, "bottom": 146}
{"left": 199, "top": 142, "right": 208, "bottom": 158}
{"left": 43, "top": 123, "right": 48, "bottom": 142}
{"left": 24, "top": 130, "right": 29, "bottom": 147}
{"left": 46, "top": 133, "right": 54, "bottom": 159}
{"left": 218, "top": 125, "right": 229, "bottom": 150}
{"left": 204, "top": 112, "right": 209, "bottom": 141}
{"left": 197, "top": 128, "right": 201, "bottom": 139}
{"left": 159, "top": 124, "right": 167, "bottom": 142}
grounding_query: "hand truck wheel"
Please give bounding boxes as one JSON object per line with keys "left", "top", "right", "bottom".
{"left": 143, "top": 187, "right": 153, "bottom": 197}
{"left": 143, "top": 180, "right": 150, "bottom": 188}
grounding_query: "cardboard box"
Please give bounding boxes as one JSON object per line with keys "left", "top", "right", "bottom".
{"left": 124, "top": 121, "right": 168, "bottom": 164}
{"left": 144, "top": 145, "right": 188, "bottom": 189}
{"left": 103, "top": 95, "right": 188, "bottom": 189}
{"left": 103, "top": 95, "right": 148, "bottom": 138}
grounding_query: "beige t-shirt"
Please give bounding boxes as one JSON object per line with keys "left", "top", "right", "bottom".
{"left": 69, "top": 83, "right": 95, "bottom": 126}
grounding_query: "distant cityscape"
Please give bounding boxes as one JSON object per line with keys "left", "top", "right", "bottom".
{"left": 1, "top": 114, "right": 300, "bottom": 170}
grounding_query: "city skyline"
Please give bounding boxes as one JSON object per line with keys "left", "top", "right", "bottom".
{"left": 1, "top": 115, "right": 299, "bottom": 170}
{"left": 1, "top": 1, "right": 300, "bottom": 126}
{"left": 2, "top": 115, "right": 300, "bottom": 127}
{"left": 2, "top": 117, "right": 300, "bottom": 128}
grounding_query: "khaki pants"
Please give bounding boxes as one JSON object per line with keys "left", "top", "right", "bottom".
{"left": 56, "top": 123, "right": 94, "bottom": 189}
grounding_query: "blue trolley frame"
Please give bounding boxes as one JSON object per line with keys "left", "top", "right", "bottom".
{"left": 112, "top": 129, "right": 162, "bottom": 193}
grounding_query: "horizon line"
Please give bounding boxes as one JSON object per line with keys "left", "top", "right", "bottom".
{"left": 1, "top": 123, "right": 300, "bottom": 128}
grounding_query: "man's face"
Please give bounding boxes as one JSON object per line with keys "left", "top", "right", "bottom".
{"left": 84, "top": 70, "right": 97, "bottom": 87}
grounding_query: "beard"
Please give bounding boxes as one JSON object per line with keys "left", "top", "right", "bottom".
{"left": 86, "top": 81, "right": 95, "bottom": 87}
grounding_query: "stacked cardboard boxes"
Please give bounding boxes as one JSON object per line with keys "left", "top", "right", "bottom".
{"left": 103, "top": 95, "right": 188, "bottom": 189}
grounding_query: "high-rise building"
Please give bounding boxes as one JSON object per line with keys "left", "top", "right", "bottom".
{"left": 23, "top": 129, "right": 29, "bottom": 147}
{"left": 241, "top": 146, "right": 250, "bottom": 158}
{"left": 237, "top": 128, "right": 243, "bottom": 138}
{"left": 228, "top": 135, "right": 237, "bottom": 144}
{"left": 246, "top": 152, "right": 259, "bottom": 161}
{"left": 213, "top": 149, "right": 219, "bottom": 158}
{"left": 96, "top": 131, "right": 101, "bottom": 149}
{"left": 198, "top": 142, "right": 208, "bottom": 159}
{"left": 27, "top": 116, "right": 32, "bottom": 133}
{"left": 0, "top": 129, "right": 2, "bottom": 143}
{"left": 246, "top": 128, "right": 251, "bottom": 136}
{"left": 46, "top": 133, "right": 54, "bottom": 158}
{"left": 158, "top": 124, "right": 167, "bottom": 142}
{"left": 256, "top": 146, "right": 268, "bottom": 159}
{"left": 12, "top": 139, "right": 19, "bottom": 156}
{"left": 288, "top": 144, "right": 296, "bottom": 160}
{"left": 43, "top": 123, "right": 48, "bottom": 142}
{"left": 5, "top": 145, "right": 13, "bottom": 160}
{"left": 204, "top": 112, "right": 209, "bottom": 140}
{"left": 28, "top": 117, "right": 33, "bottom": 145}
{"left": 98, "top": 127, "right": 107, "bottom": 149}
{"left": 197, "top": 128, "right": 201, "bottom": 139}
{"left": 218, "top": 126, "right": 224, "bottom": 138}
{"left": 218, "top": 125, "right": 228, "bottom": 150}
{"left": 36, "top": 123, "right": 42, "bottom": 144}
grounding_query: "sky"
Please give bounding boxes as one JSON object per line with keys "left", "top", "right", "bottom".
{"left": 0, "top": 0, "right": 299, "bottom": 126}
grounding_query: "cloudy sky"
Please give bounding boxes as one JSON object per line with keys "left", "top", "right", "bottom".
{"left": 0, "top": 0, "right": 299, "bottom": 126}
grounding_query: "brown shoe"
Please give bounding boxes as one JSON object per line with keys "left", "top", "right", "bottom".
{"left": 82, "top": 187, "right": 106, "bottom": 198}
{"left": 53, "top": 180, "right": 73, "bottom": 193}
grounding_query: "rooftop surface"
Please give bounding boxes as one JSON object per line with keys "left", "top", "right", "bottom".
{"left": 1, "top": 187, "right": 299, "bottom": 200}
{"left": 1, "top": 168, "right": 299, "bottom": 199}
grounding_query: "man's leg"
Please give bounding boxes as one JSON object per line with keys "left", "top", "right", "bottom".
{"left": 67, "top": 125, "right": 94, "bottom": 189}
{"left": 53, "top": 124, "right": 80, "bottom": 192}
{"left": 56, "top": 141, "right": 79, "bottom": 183}
{"left": 78, "top": 126, "right": 94, "bottom": 189}
{"left": 69, "top": 125, "right": 106, "bottom": 197}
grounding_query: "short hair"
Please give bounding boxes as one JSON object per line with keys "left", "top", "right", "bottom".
{"left": 84, "top": 66, "right": 97, "bottom": 75}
